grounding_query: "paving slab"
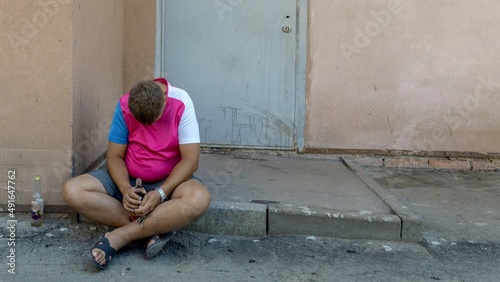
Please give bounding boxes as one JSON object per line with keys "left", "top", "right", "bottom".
{"left": 185, "top": 152, "right": 417, "bottom": 241}
{"left": 362, "top": 165, "right": 500, "bottom": 244}
{"left": 196, "top": 152, "right": 391, "bottom": 213}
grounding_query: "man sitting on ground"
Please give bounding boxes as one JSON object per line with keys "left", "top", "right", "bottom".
{"left": 63, "top": 78, "right": 211, "bottom": 270}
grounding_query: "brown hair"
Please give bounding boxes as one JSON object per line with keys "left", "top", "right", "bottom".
{"left": 128, "top": 80, "right": 165, "bottom": 125}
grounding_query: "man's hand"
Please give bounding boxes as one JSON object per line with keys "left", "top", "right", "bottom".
{"left": 133, "top": 190, "right": 162, "bottom": 217}
{"left": 122, "top": 186, "right": 147, "bottom": 212}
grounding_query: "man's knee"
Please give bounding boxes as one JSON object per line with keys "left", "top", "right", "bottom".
{"left": 169, "top": 181, "right": 211, "bottom": 225}
{"left": 189, "top": 185, "right": 211, "bottom": 216}
{"left": 62, "top": 176, "right": 92, "bottom": 206}
{"left": 62, "top": 178, "right": 79, "bottom": 205}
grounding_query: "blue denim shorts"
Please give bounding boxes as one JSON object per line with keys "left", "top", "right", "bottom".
{"left": 88, "top": 169, "right": 200, "bottom": 202}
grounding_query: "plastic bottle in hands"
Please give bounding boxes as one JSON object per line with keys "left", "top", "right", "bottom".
{"left": 130, "top": 178, "right": 146, "bottom": 221}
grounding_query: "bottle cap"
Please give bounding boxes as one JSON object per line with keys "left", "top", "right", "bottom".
{"left": 35, "top": 175, "right": 41, "bottom": 181}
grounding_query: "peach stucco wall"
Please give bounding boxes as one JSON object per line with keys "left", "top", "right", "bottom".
{"left": 72, "top": 0, "right": 124, "bottom": 175}
{"left": 306, "top": 0, "right": 500, "bottom": 154}
{"left": 123, "top": 0, "right": 156, "bottom": 91}
{"left": 0, "top": 0, "right": 74, "bottom": 207}
{"left": 0, "top": 0, "right": 125, "bottom": 207}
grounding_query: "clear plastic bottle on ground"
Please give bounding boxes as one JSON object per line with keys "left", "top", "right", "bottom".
{"left": 31, "top": 175, "right": 44, "bottom": 227}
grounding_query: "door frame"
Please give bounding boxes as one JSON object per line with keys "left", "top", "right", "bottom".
{"left": 154, "top": 0, "right": 308, "bottom": 150}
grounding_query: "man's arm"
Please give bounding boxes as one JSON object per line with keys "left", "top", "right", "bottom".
{"left": 158, "top": 143, "right": 200, "bottom": 195}
{"left": 134, "top": 143, "right": 200, "bottom": 216}
{"left": 107, "top": 141, "right": 144, "bottom": 212}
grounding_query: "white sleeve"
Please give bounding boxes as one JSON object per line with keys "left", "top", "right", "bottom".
{"left": 178, "top": 94, "right": 201, "bottom": 144}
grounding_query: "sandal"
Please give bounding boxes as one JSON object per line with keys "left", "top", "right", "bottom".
{"left": 143, "top": 231, "right": 175, "bottom": 260}
{"left": 87, "top": 235, "right": 117, "bottom": 270}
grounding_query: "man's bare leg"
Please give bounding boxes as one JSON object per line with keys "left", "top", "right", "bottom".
{"left": 65, "top": 178, "right": 211, "bottom": 266}
{"left": 62, "top": 174, "right": 130, "bottom": 227}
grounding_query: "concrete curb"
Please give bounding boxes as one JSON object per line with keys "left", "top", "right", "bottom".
{"left": 78, "top": 197, "right": 407, "bottom": 241}
{"left": 184, "top": 201, "right": 267, "bottom": 237}
{"left": 186, "top": 200, "right": 404, "bottom": 241}
{"left": 268, "top": 204, "right": 401, "bottom": 241}
{"left": 342, "top": 158, "right": 423, "bottom": 242}
{"left": 186, "top": 201, "right": 403, "bottom": 241}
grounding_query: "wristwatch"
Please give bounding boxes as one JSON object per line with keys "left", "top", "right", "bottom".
{"left": 155, "top": 187, "right": 167, "bottom": 202}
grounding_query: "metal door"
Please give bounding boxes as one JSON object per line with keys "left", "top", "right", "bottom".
{"left": 156, "top": 0, "right": 300, "bottom": 149}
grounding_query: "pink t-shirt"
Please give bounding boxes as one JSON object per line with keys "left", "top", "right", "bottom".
{"left": 109, "top": 78, "right": 200, "bottom": 182}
